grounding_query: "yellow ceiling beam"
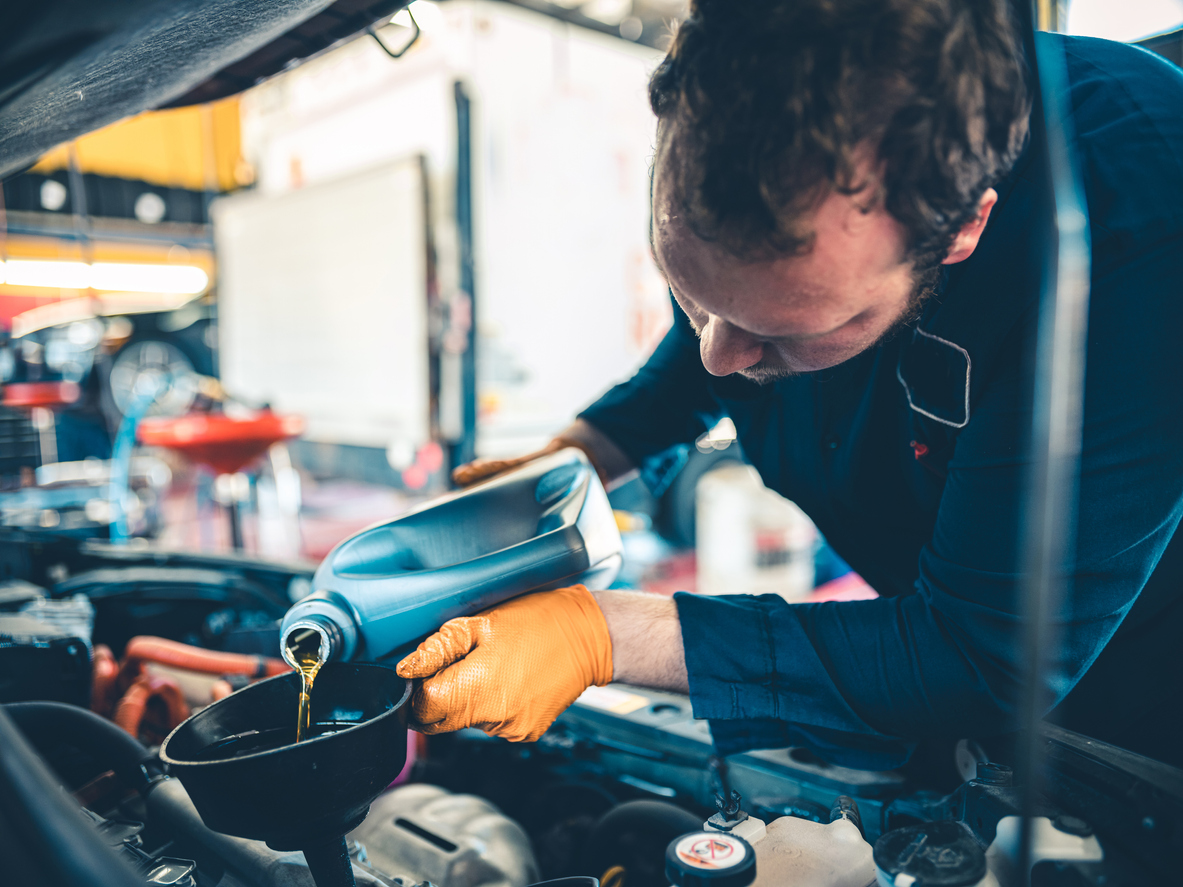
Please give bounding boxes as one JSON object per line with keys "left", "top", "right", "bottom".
{"left": 31, "top": 99, "right": 248, "bottom": 193}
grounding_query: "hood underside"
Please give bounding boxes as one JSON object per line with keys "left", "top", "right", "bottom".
{"left": 0, "top": 0, "right": 406, "bottom": 181}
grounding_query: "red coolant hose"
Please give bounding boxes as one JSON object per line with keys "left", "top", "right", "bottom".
{"left": 113, "top": 673, "right": 192, "bottom": 738}
{"left": 106, "top": 637, "right": 289, "bottom": 738}
{"left": 121, "top": 636, "right": 290, "bottom": 680}
{"left": 91, "top": 644, "right": 121, "bottom": 717}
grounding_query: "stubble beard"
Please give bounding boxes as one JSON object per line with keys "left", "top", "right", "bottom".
{"left": 737, "top": 364, "right": 798, "bottom": 384}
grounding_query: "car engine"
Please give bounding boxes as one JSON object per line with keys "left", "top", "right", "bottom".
{"left": 2, "top": 529, "right": 1181, "bottom": 887}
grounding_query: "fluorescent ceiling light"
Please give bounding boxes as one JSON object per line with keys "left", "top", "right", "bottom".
{"left": 2, "top": 260, "right": 91, "bottom": 289}
{"left": 90, "top": 262, "right": 209, "bottom": 294}
{"left": 0, "top": 260, "right": 209, "bottom": 294}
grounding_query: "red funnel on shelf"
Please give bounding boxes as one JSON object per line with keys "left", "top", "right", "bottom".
{"left": 138, "top": 410, "right": 303, "bottom": 475}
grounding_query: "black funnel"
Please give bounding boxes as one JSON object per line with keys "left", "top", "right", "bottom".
{"left": 160, "top": 664, "right": 411, "bottom": 887}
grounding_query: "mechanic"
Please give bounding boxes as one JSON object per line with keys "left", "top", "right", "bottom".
{"left": 397, "top": 0, "right": 1183, "bottom": 769}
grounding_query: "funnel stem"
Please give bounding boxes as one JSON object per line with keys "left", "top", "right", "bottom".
{"left": 302, "top": 836, "right": 356, "bottom": 887}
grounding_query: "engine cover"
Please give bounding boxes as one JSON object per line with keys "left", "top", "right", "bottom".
{"left": 350, "top": 784, "right": 538, "bottom": 887}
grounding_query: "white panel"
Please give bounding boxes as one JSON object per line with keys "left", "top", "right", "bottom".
{"left": 213, "top": 160, "right": 429, "bottom": 451}
{"left": 235, "top": 1, "right": 671, "bottom": 458}
{"left": 467, "top": 6, "right": 671, "bottom": 456}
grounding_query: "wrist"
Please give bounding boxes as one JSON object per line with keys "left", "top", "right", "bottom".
{"left": 560, "top": 585, "right": 614, "bottom": 688}
{"left": 552, "top": 419, "right": 636, "bottom": 488}
{"left": 591, "top": 589, "right": 689, "bottom": 693}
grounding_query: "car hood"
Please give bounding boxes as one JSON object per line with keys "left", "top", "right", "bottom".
{"left": 0, "top": 0, "right": 405, "bottom": 181}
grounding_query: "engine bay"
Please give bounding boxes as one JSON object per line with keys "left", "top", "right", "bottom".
{"left": 2, "top": 528, "right": 1181, "bottom": 887}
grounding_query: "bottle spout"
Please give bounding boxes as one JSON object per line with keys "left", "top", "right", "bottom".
{"left": 280, "top": 598, "right": 358, "bottom": 666}
{"left": 282, "top": 619, "right": 333, "bottom": 670}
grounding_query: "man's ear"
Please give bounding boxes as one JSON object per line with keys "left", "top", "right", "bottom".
{"left": 942, "top": 188, "right": 998, "bottom": 265}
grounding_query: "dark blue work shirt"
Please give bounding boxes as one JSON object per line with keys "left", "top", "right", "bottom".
{"left": 580, "top": 34, "right": 1183, "bottom": 769}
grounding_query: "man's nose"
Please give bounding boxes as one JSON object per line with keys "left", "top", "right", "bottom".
{"left": 699, "top": 316, "right": 764, "bottom": 377}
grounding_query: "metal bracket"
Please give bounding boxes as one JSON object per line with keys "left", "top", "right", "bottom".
{"left": 368, "top": 8, "right": 420, "bottom": 60}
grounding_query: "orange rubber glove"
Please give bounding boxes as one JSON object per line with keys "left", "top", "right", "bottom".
{"left": 395, "top": 585, "right": 613, "bottom": 742}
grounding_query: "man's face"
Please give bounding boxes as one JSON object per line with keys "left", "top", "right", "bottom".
{"left": 652, "top": 140, "right": 927, "bottom": 381}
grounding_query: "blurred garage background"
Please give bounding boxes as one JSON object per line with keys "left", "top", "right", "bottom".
{"left": 0, "top": 0, "right": 1178, "bottom": 595}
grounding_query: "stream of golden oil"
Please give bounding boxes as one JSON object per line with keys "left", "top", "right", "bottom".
{"left": 286, "top": 629, "right": 325, "bottom": 743}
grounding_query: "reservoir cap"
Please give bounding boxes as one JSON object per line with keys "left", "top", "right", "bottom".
{"left": 665, "top": 831, "right": 755, "bottom": 887}
{"left": 873, "top": 821, "right": 986, "bottom": 886}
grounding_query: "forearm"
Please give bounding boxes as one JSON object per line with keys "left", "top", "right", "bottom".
{"left": 576, "top": 296, "right": 723, "bottom": 479}
{"left": 554, "top": 419, "right": 637, "bottom": 488}
{"left": 592, "top": 589, "right": 689, "bottom": 693}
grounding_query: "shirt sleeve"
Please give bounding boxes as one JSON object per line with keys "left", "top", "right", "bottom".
{"left": 676, "top": 233, "right": 1183, "bottom": 763}
{"left": 579, "top": 293, "right": 722, "bottom": 471}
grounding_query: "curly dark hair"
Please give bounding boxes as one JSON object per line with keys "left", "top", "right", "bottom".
{"left": 650, "top": 0, "right": 1031, "bottom": 266}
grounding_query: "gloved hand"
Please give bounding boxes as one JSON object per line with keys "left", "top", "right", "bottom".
{"left": 451, "top": 420, "right": 620, "bottom": 488}
{"left": 451, "top": 439, "right": 568, "bottom": 487}
{"left": 395, "top": 585, "right": 613, "bottom": 742}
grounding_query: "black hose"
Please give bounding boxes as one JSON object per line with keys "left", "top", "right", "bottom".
{"left": 0, "top": 707, "right": 143, "bottom": 887}
{"left": 3, "top": 702, "right": 158, "bottom": 794}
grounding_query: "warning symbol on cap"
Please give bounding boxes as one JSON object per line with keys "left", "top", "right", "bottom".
{"left": 674, "top": 834, "right": 747, "bottom": 869}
